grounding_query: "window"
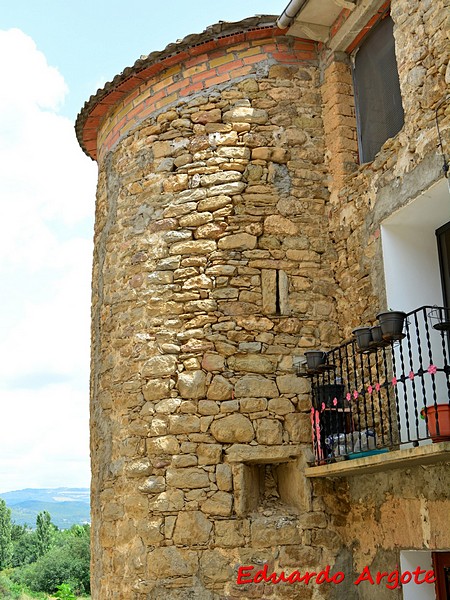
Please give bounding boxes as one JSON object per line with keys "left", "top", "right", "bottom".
{"left": 353, "top": 14, "right": 404, "bottom": 163}
{"left": 436, "top": 221, "right": 450, "bottom": 307}
{"left": 261, "top": 269, "right": 289, "bottom": 315}
{"left": 433, "top": 552, "right": 450, "bottom": 600}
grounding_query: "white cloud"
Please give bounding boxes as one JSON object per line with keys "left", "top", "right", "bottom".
{"left": 0, "top": 29, "right": 96, "bottom": 492}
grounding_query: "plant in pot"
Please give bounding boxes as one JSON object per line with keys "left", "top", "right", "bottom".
{"left": 420, "top": 403, "right": 450, "bottom": 442}
{"left": 377, "top": 310, "right": 407, "bottom": 341}
{"left": 352, "top": 326, "right": 372, "bottom": 352}
{"left": 304, "top": 350, "right": 327, "bottom": 372}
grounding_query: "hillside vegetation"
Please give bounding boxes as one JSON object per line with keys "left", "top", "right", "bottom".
{"left": 0, "top": 499, "right": 90, "bottom": 599}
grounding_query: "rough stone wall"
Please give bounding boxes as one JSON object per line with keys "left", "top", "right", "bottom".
{"left": 315, "top": 0, "right": 450, "bottom": 596}
{"left": 321, "top": 53, "right": 358, "bottom": 205}
{"left": 85, "top": 2, "right": 449, "bottom": 597}
{"left": 324, "top": 0, "right": 450, "bottom": 337}
{"left": 334, "top": 462, "right": 450, "bottom": 600}
{"left": 90, "top": 30, "right": 343, "bottom": 600}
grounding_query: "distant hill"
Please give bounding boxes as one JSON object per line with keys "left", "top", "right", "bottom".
{"left": 0, "top": 488, "right": 90, "bottom": 529}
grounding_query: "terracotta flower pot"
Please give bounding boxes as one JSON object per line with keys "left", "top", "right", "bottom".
{"left": 421, "top": 404, "right": 450, "bottom": 442}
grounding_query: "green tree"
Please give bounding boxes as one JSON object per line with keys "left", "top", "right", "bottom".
{"left": 35, "top": 511, "right": 54, "bottom": 557}
{"left": 0, "top": 499, "right": 12, "bottom": 569}
{"left": 11, "top": 526, "right": 39, "bottom": 567}
{"left": 12, "top": 524, "right": 90, "bottom": 595}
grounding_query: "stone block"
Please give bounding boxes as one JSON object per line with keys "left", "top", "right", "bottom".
{"left": 225, "top": 444, "right": 302, "bottom": 464}
{"left": 142, "top": 379, "right": 171, "bottom": 401}
{"left": 220, "top": 400, "right": 239, "bottom": 413}
{"left": 139, "top": 519, "right": 164, "bottom": 546}
{"left": 169, "top": 240, "right": 217, "bottom": 255}
{"left": 147, "top": 546, "right": 198, "bottom": 578}
{"left": 216, "top": 464, "right": 233, "bottom": 491}
{"left": 250, "top": 515, "right": 299, "bottom": 547}
{"left": 197, "top": 195, "right": 231, "bottom": 212}
{"left": 177, "top": 370, "right": 206, "bottom": 399}
{"left": 264, "top": 214, "right": 298, "bottom": 235}
{"left": 139, "top": 476, "right": 166, "bottom": 494}
{"left": 147, "top": 435, "right": 181, "bottom": 455}
{"left": 214, "top": 520, "right": 245, "bottom": 547}
{"left": 202, "top": 491, "right": 233, "bottom": 516}
{"left": 267, "top": 397, "right": 295, "bottom": 415}
{"left": 218, "top": 233, "right": 257, "bottom": 250}
{"left": 255, "top": 419, "right": 283, "bottom": 445}
{"left": 235, "top": 375, "right": 278, "bottom": 398}
{"left": 207, "top": 375, "right": 233, "bottom": 400}
{"left": 240, "top": 397, "right": 268, "bottom": 413}
{"left": 172, "top": 511, "right": 212, "bottom": 545}
{"left": 201, "top": 353, "right": 225, "bottom": 371}
{"left": 278, "top": 544, "right": 321, "bottom": 567}
{"left": 285, "top": 413, "right": 311, "bottom": 443}
{"left": 148, "top": 490, "right": 184, "bottom": 512}
{"left": 228, "top": 354, "right": 275, "bottom": 374}
{"left": 191, "top": 108, "right": 222, "bottom": 124}
{"left": 172, "top": 454, "right": 197, "bottom": 468}
{"left": 200, "top": 171, "right": 242, "bottom": 187}
{"left": 194, "top": 221, "right": 228, "bottom": 239}
{"left": 125, "top": 458, "right": 153, "bottom": 477}
{"left": 168, "top": 415, "right": 201, "bottom": 434}
{"left": 223, "top": 106, "right": 268, "bottom": 124}
{"left": 198, "top": 400, "right": 220, "bottom": 415}
{"left": 142, "top": 355, "right": 177, "bottom": 378}
{"left": 197, "top": 443, "right": 222, "bottom": 465}
{"left": 149, "top": 417, "right": 168, "bottom": 436}
{"left": 210, "top": 414, "right": 254, "bottom": 443}
{"left": 199, "top": 549, "right": 234, "bottom": 583}
{"left": 276, "top": 374, "right": 309, "bottom": 395}
{"left": 166, "top": 467, "right": 210, "bottom": 489}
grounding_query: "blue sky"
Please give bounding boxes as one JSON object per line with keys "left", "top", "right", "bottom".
{"left": 0, "top": 1, "right": 288, "bottom": 493}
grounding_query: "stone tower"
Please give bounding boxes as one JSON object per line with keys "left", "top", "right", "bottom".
{"left": 76, "top": 15, "right": 342, "bottom": 600}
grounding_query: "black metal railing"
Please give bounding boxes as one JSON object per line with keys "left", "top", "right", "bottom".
{"left": 300, "top": 306, "right": 450, "bottom": 466}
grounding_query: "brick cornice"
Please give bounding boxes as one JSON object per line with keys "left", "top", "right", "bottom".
{"left": 75, "top": 16, "right": 288, "bottom": 161}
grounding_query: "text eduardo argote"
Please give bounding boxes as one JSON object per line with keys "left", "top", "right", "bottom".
{"left": 236, "top": 564, "right": 436, "bottom": 590}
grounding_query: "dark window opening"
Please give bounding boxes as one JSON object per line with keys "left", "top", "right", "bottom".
{"left": 436, "top": 221, "right": 450, "bottom": 307}
{"left": 432, "top": 552, "right": 450, "bottom": 600}
{"left": 353, "top": 14, "right": 404, "bottom": 163}
{"left": 275, "top": 270, "right": 281, "bottom": 316}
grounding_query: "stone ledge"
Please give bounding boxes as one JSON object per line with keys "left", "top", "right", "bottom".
{"left": 305, "top": 442, "right": 450, "bottom": 478}
{"left": 225, "top": 444, "right": 303, "bottom": 463}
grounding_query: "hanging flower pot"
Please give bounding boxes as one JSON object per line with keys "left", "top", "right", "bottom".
{"left": 377, "top": 311, "right": 407, "bottom": 341}
{"left": 370, "top": 325, "right": 389, "bottom": 348}
{"left": 420, "top": 404, "right": 450, "bottom": 442}
{"left": 304, "top": 350, "right": 326, "bottom": 372}
{"left": 428, "top": 307, "right": 450, "bottom": 331}
{"left": 352, "top": 326, "right": 372, "bottom": 352}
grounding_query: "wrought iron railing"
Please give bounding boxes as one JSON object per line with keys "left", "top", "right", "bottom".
{"left": 299, "top": 306, "right": 450, "bottom": 466}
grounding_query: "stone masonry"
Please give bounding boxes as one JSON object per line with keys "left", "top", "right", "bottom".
{"left": 76, "top": 2, "right": 450, "bottom": 599}
{"left": 79, "top": 17, "right": 343, "bottom": 600}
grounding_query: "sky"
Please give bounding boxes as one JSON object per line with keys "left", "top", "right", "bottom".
{"left": 0, "top": 0, "right": 288, "bottom": 494}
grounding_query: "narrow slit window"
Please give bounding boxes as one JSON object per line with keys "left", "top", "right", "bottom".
{"left": 262, "top": 269, "right": 290, "bottom": 316}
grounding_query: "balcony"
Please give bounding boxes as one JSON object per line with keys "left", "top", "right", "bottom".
{"left": 299, "top": 306, "right": 450, "bottom": 470}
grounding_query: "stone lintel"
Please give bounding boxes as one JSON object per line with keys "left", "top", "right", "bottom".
{"left": 225, "top": 444, "right": 303, "bottom": 463}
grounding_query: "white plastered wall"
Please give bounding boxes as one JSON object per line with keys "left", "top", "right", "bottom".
{"left": 381, "top": 178, "right": 450, "bottom": 441}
